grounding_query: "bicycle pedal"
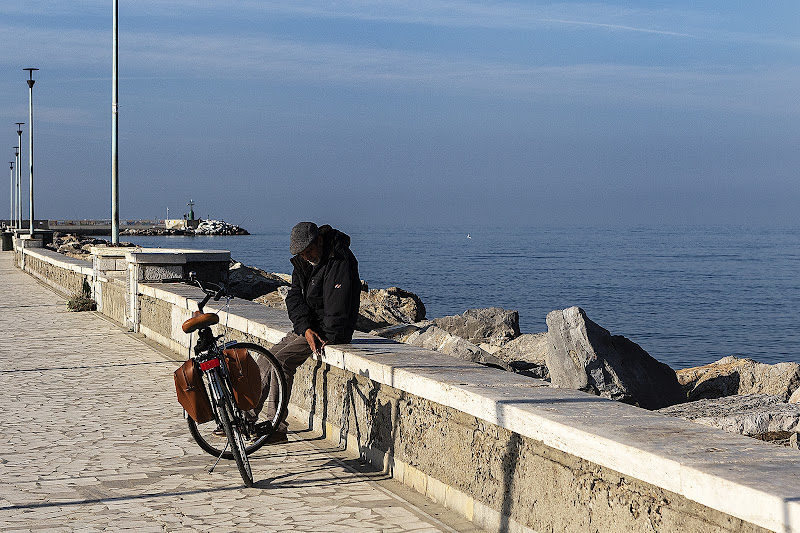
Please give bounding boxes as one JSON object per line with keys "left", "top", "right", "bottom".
{"left": 253, "top": 421, "right": 274, "bottom": 437}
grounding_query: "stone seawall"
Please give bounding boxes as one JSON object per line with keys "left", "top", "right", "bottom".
{"left": 11, "top": 243, "right": 800, "bottom": 533}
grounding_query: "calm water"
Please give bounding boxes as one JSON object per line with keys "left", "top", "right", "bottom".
{"left": 111, "top": 225, "right": 800, "bottom": 370}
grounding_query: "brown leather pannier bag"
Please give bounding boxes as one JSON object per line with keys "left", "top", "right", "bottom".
{"left": 224, "top": 348, "right": 262, "bottom": 412}
{"left": 174, "top": 359, "right": 214, "bottom": 423}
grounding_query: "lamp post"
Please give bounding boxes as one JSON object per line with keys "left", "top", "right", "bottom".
{"left": 111, "top": 0, "right": 119, "bottom": 244}
{"left": 8, "top": 161, "right": 13, "bottom": 229}
{"left": 12, "top": 146, "right": 19, "bottom": 229}
{"left": 23, "top": 68, "right": 38, "bottom": 237}
{"left": 15, "top": 123, "right": 23, "bottom": 231}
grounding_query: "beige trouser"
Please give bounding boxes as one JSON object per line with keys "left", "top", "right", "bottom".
{"left": 256, "top": 332, "right": 314, "bottom": 432}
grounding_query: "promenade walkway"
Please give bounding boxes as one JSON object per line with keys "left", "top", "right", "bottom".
{"left": 0, "top": 252, "right": 482, "bottom": 533}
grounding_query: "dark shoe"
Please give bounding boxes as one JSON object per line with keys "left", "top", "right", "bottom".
{"left": 263, "top": 431, "right": 288, "bottom": 445}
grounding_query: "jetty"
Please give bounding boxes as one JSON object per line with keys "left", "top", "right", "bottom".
{"left": 0, "top": 218, "right": 248, "bottom": 236}
{"left": 6, "top": 239, "right": 800, "bottom": 532}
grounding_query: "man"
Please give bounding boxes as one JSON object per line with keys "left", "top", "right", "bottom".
{"left": 260, "top": 222, "right": 361, "bottom": 443}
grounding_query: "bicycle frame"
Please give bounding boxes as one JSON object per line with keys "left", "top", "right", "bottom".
{"left": 191, "top": 332, "right": 255, "bottom": 485}
{"left": 200, "top": 353, "right": 227, "bottom": 410}
{"left": 195, "top": 340, "right": 249, "bottom": 438}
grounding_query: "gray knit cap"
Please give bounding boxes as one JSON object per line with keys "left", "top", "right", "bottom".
{"left": 290, "top": 222, "right": 319, "bottom": 255}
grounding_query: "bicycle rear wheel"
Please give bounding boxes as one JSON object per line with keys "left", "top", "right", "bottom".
{"left": 217, "top": 391, "right": 254, "bottom": 487}
{"left": 187, "top": 342, "right": 288, "bottom": 457}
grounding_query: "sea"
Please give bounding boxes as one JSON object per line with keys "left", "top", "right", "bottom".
{"left": 105, "top": 225, "right": 800, "bottom": 370}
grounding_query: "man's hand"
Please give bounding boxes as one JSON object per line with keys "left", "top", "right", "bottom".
{"left": 305, "top": 328, "right": 327, "bottom": 357}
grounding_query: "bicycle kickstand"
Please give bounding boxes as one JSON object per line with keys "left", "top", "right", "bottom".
{"left": 208, "top": 442, "right": 230, "bottom": 474}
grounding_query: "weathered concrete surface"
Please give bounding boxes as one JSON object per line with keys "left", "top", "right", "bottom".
{"left": 289, "top": 358, "right": 775, "bottom": 533}
{"left": 21, "top": 249, "right": 90, "bottom": 297}
{"left": 0, "top": 252, "right": 482, "bottom": 533}
{"left": 98, "top": 277, "right": 128, "bottom": 325}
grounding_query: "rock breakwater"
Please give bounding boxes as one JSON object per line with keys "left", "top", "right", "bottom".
{"left": 228, "top": 259, "right": 800, "bottom": 448}
{"left": 46, "top": 234, "right": 135, "bottom": 259}
{"left": 122, "top": 219, "right": 249, "bottom": 236}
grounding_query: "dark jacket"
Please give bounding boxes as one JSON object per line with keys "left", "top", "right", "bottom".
{"left": 285, "top": 225, "right": 360, "bottom": 344}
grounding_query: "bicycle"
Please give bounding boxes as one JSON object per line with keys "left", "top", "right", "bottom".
{"left": 175, "top": 273, "right": 288, "bottom": 487}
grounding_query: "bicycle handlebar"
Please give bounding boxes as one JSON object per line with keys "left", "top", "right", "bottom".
{"left": 187, "top": 272, "right": 228, "bottom": 312}
{"left": 162, "top": 271, "right": 230, "bottom": 312}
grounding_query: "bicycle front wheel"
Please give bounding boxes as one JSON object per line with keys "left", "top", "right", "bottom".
{"left": 217, "top": 391, "right": 254, "bottom": 487}
{"left": 187, "top": 342, "right": 288, "bottom": 457}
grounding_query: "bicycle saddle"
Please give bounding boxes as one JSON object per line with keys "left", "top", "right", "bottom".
{"left": 182, "top": 311, "right": 220, "bottom": 333}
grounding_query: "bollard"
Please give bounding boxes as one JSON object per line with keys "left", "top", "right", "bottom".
{"left": 1, "top": 231, "right": 12, "bottom": 251}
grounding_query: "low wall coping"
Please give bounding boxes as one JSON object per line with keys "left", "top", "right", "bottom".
{"left": 126, "top": 249, "right": 230, "bottom": 264}
{"left": 90, "top": 246, "right": 140, "bottom": 257}
{"left": 21, "top": 247, "right": 93, "bottom": 277}
{"left": 140, "top": 281, "right": 800, "bottom": 533}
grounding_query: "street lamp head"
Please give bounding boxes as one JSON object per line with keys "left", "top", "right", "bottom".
{"left": 15, "top": 122, "right": 24, "bottom": 135}
{"left": 13, "top": 147, "right": 18, "bottom": 156}
{"left": 9, "top": 162, "right": 14, "bottom": 169}
{"left": 24, "top": 68, "right": 38, "bottom": 87}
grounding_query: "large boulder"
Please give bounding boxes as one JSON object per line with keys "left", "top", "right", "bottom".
{"left": 494, "top": 332, "right": 550, "bottom": 380}
{"left": 676, "top": 356, "right": 800, "bottom": 401}
{"left": 545, "top": 307, "right": 685, "bottom": 410}
{"left": 432, "top": 307, "right": 521, "bottom": 347}
{"left": 57, "top": 242, "right": 87, "bottom": 259}
{"left": 227, "top": 262, "right": 290, "bottom": 300}
{"left": 658, "top": 394, "right": 800, "bottom": 442}
{"left": 357, "top": 287, "right": 426, "bottom": 332}
{"left": 374, "top": 322, "right": 510, "bottom": 371}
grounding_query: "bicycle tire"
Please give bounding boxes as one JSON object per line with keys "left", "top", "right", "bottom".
{"left": 217, "top": 388, "right": 254, "bottom": 487}
{"left": 187, "top": 342, "right": 288, "bottom": 457}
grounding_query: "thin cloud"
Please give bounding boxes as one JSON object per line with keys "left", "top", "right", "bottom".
{"left": 156, "top": 0, "right": 702, "bottom": 37}
{"left": 0, "top": 102, "right": 94, "bottom": 126}
{"left": 257, "top": 0, "right": 699, "bottom": 37}
{"left": 0, "top": 1, "right": 703, "bottom": 37}
{"left": 117, "top": 32, "right": 800, "bottom": 114}
{"left": 4, "top": 1, "right": 798, "bottom": 49}
{"left": 1, "top": 22, "right": 798, "bottom": 116}
{"left": 38, "top": 106, "right": 96, "bottom": 126}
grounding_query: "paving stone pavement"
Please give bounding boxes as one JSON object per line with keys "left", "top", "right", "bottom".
{"left": 0, "top": 252, "right": 483, "bottom": 533}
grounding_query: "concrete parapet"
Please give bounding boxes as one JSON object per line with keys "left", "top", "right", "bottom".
{"left": 124, "top": 248, "right": 229, "bottom": 331}
{"left": 11, "top": 243, "right": 800, "bottom": 533}
{"left": 126, "top": 249, "right": 229, "bottom": 282}
{"left": 14, "top": 245, "right": 93, "bottom": 297}
{"left": 91, "top": 246, "right": 134, "bottom": 275}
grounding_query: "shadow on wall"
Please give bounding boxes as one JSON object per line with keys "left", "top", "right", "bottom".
{"left": 308, "top": 360, "right": 330, "bottom": 440}
{"left": 306, "top": 362, "right": 402, "bottom": 478}
{"left": 500, "top": 432, "right": 523, "bottom": 533}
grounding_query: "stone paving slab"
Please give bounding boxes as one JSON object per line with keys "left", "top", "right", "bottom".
{"left": 0, "top": 252, "right": 483, "bottom": 533}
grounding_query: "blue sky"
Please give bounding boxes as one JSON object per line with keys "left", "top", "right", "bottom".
{"left": 1, "top": 1, "right": 799, "bottom": 231}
